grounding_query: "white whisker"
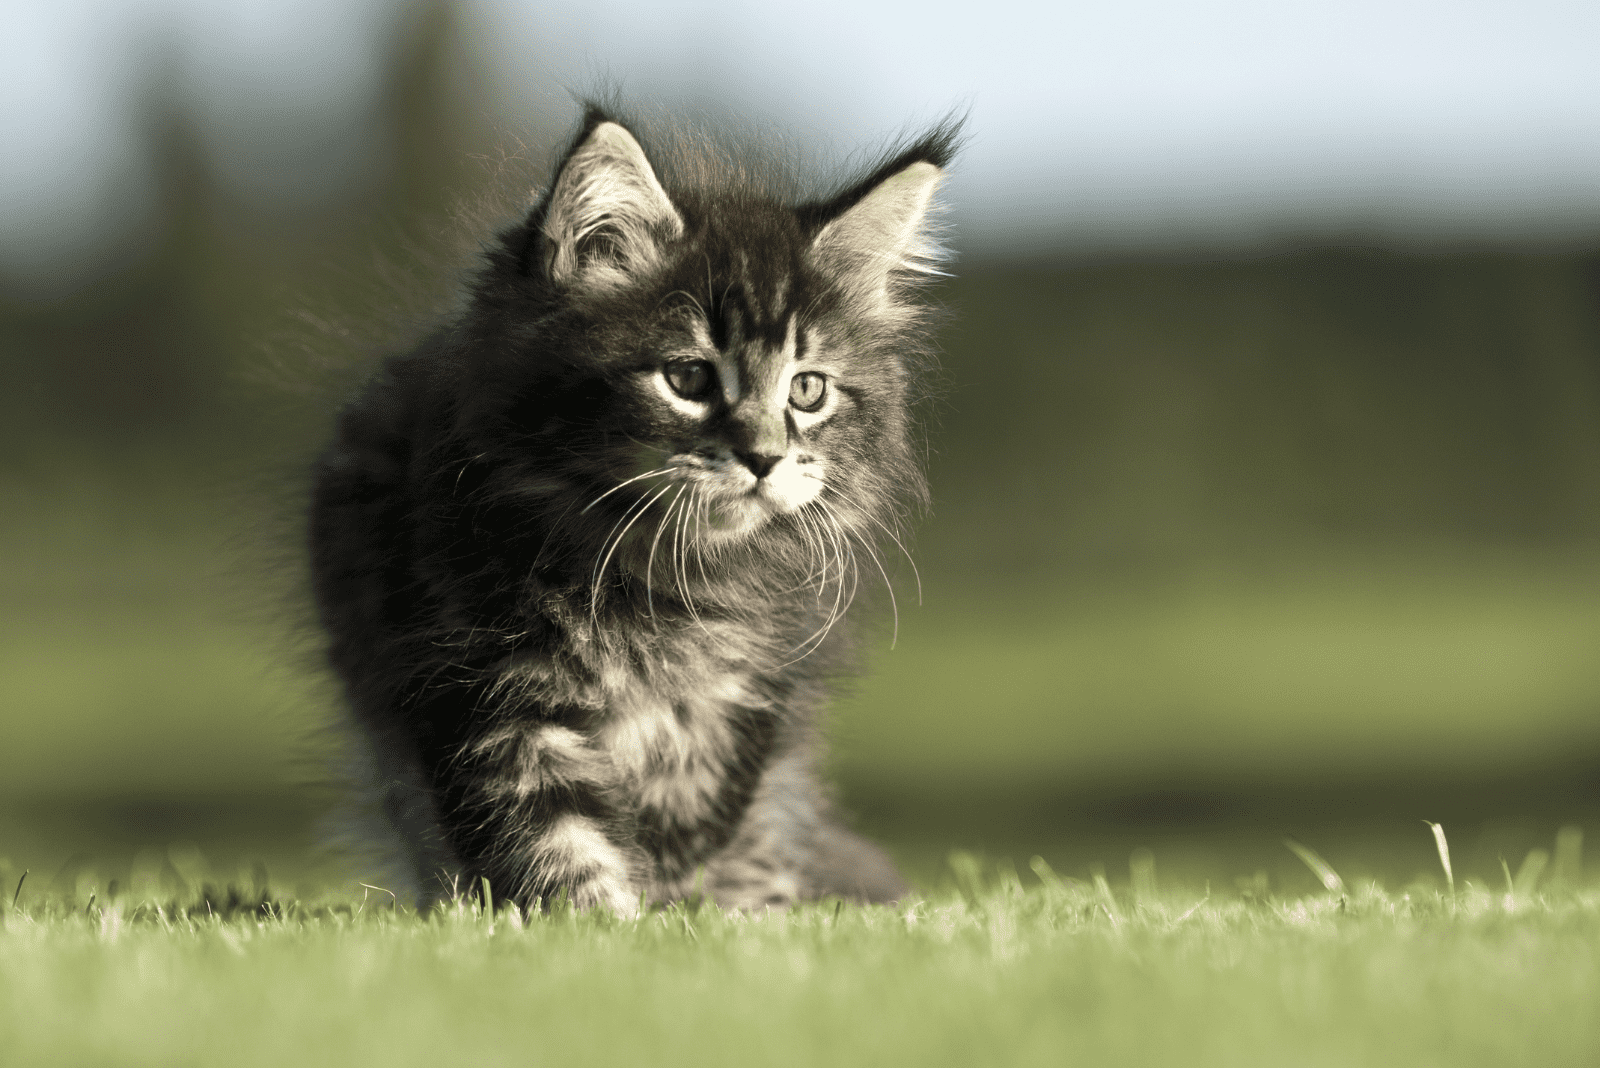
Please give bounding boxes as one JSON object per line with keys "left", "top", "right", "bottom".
{"left": 657, "top": 288, "right": 707, "bottom": 321}
{"left": 693, "top": 491, "right": 714, "bottom": 592}
{"left": 800, "top": 509, "right": 836, "bottom": 600}
{"left": 645, "top": 485, "right": 685, "bottom": 625}
{"left": 860, "top": 510, "right": 922, "bottom": 606}
{"left": 821, "top": 501, "right": 862, "bottom": 630}
{"left": 851, "top": 528, "right": 899, "bottom": 648}
{"left": 782, "top": 503, "right": 852, "bottom": 665}
{"left": 765, "top": 510, "right": 827, "bottom": 597}
{"left": 673, "top": 482, "right": 706, "bottom": 630}
{"left": 580, "top": 466, "right": 675, "bottom": 515}
{"left": 590, "top": 484, "right": 673, "bottom": 618}
{"left": 589, "top": 491, "right": 655, "bottom": 604}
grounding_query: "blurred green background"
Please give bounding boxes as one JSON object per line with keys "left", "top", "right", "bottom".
{"left": 5, "top": 0, "right": 1600, "bottom": 894}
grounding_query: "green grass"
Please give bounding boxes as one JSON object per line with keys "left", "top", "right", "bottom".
{"left": 3, "top": 837, "right": 1597, "bottom": 1068}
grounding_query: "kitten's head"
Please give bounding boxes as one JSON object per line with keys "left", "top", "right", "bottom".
{"left": 459, "top": 108, "right": 956, "bottom": 601}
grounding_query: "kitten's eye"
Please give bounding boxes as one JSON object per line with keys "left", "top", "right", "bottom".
{"left": 664, "top": 360, "right": 716, "bottom": 401}
{"left": 789, "top": 372, "right": 827, "bottom": 412}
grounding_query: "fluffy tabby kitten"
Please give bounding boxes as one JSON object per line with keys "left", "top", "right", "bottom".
{"left": 310, "top": 106, "right": 956, "bottom": 912}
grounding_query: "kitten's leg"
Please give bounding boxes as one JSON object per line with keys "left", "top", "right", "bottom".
{"left": 312, "top": 385, "right": 646, "bottom": 913}
{"left": 702, "top": 751, "right": 813, "bottom": 908}
{"left": 422, "top": 697, "right": 644, "bottom": 916}
{"left": 376, "top": 749, "right": 464, "bottom": 907}
{"left": 705, "top": 750, "right": 907, "bottom": 908}
{"left": 804, "top": 823, "right": 907, "bottom": 904}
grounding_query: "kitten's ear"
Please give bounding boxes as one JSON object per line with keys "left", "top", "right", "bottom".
{"left": 810, "top": 155, "right": 947, "bottom": 308}
{"left": 542, "top": 118, "right": 683, "bottom": 290}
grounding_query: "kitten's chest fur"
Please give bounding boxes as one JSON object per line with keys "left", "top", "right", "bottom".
{"left": 597, "top": 668, "right": 754, "bottom": 816}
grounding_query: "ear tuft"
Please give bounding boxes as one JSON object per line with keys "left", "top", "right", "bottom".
{"left": 811, "top": 158, "right": 946, "bottom": 307}
{"left": 543, "top": 121, "right": 683, "bottom": 290}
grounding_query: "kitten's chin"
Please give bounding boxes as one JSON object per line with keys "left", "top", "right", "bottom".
{"left": 699, "top": 494, "right": 774, "bottom": 542}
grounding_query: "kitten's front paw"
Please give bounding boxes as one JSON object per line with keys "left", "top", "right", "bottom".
{"left": 566, "top": 879, "right": 641, "bottom": 919}
{"left": 527, "top": 813, "right": 642, "bottom": 917}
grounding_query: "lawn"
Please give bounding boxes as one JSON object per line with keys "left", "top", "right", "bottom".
{"left": 2, "top": 834, "right": 1596, "bottom": 1068}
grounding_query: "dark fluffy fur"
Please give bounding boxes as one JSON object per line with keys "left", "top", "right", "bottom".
{"left": 310, "top": 105, "right": 957, "bottom": 911}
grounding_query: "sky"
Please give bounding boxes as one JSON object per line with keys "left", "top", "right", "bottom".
{"left": 4, "top": 0, "right": 1600, "bottom": 293}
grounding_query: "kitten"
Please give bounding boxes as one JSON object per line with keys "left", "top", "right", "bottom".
{"left": 309, "top": 106, "right": 956, "bottom": 912}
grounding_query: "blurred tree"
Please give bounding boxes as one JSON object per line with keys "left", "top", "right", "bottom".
{"left": 0, "top": 0, "right": 498, "bottom": 468}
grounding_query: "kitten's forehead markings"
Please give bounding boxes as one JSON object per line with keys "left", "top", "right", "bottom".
{"left": 687, "top": 316, "right": 714, "bottom": 352}
{"left": 794, "top": 323, "right": 840, "bottom": 376}
{"left": 713, "top": 354, "right": 742, "bottom": 406}
{"left": 714, "top": 305, "right": 746, "bottom": 406}
{"left": 772, "top": 316, "right": 800, "bottom": 400}
{"left": 739, "top": 315, "right": 797, "bottom": 413}
{"left": 780, "top": 314, "right": 798, "bottom": 363}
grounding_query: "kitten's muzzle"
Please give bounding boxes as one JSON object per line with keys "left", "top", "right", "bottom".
{"left": 734, "top": 450, "right": 781, "bottom": 480}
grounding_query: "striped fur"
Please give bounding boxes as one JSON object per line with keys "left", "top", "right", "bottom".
{"left": 310, "top": 105, "right": 959, "bottom": 912}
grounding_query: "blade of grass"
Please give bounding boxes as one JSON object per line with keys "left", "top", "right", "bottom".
{"left": 1130, "top": 848, "right": 1157, "bottom": 907}
{"left": 1425, "top": 821, "right": 1454, "bottom": 897}
{"left": 948, "top": 851, "right": 984, "bottom": 902}
{"left": 359, "top": 884, "right": 398, "bottom": 914}
{"left": 1027, "top": 856, "right": 1064, "bottom": 892}
{"left": 1089, "top": 863, "right": 1122, "bottom": 926}
{"left": 1284, "top": 839, "right": 1344, "bottom": 893}
{"left": 1514, "top": 849, "right": 1549, "bottom": 897}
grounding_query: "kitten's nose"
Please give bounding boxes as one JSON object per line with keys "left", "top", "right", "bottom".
{"left": 735, "top": 450, "right": 782, "bottom": 480}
